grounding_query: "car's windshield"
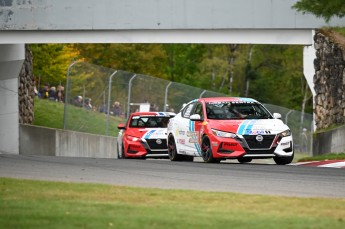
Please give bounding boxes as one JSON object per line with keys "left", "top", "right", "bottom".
{"left": 129, "top": 116, "right": 170, "bottom": 128}
{"left": 206, "top": 102, "right": 272, "bottom": 120}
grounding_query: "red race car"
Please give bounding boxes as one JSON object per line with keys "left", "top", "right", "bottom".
{"left": 117, "top": 112, "right": 175, "bottom": 159}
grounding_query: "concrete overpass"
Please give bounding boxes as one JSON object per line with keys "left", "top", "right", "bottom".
{"left": 1, "top": 0, "right": 345, "bottom": 154}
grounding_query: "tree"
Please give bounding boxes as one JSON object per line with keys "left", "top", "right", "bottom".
{"left": 74, "top": 44, "right": 168, "bottom": 79}
{"left": 162, "top": 44, "right": 206, "bottom": 85}
{"left": 30, "top": 44, "right": 79, "bottom": 87}
{"left": 293, "top": 0, "right": 345, "bottom": 22}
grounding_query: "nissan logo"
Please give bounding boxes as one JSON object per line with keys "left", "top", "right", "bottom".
{"left": 156, "top": 139, "right": 162, "bottom": 144}
{"left": 256, "top": 135, "right": 263, "bottom": 142}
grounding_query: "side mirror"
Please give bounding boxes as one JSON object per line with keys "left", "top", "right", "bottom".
{"left": 117, "top": 124, "right": 126, "bottom": 130}
{"left": 273, "top": 113, "right": 282, "bottom": 119}
{"left": 190, "top": 114, "right": 203, "bottom": 121}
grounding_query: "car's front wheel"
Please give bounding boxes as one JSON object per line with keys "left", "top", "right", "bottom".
{"left": 168, "top": 135, "right": 183, "bottom": 161}
{"left": 119, "top": 142, "right": 128, "bottom": 159}
{"left": 201, "top": 136, "right": 220, "bottom": 163}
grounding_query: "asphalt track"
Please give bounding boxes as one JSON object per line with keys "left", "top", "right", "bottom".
{"left": 0, "top": 154, "right": 344, "bottom": 198}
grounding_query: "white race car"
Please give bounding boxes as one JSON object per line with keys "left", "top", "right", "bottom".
{"left": 167, "top": 97, "right": 294, "bottom": 164}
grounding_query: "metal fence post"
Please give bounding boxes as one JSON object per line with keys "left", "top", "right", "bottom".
{"left": 199, "top": 90, "right": 207, "bottom": 98}
{"left": 164, "top": 82, "right": 172, "bottom": 112}
{"left": 106, "top": 70, "right": 118, "bottom": 136}
{"left": 63, "top": 61, "right": 79, "bottom": 130}
{"left": 127, "top": 74, "right": 137, "bottom": 119}
{"left": 285, "top": 110, "right": 293, "bottom": 125}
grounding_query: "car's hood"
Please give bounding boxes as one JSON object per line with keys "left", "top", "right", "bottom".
{"left": 208, "top": 119, "right": 289, "bottom": 135}
{"left": 126, "top": 128, "right": 167, "bottom": 139}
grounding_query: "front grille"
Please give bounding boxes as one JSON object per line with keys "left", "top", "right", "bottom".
{"left": 244, "top": 147, "right": 276, "bottom": 155}
{"left": 243, "top": 135, "right": 276, "bottom": 149}
{"left": 145, "top": 139, "right": 167, "bottom": 150}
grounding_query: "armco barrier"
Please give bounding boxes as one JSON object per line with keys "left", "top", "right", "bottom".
{"left": 313, "top": 125, "right": 345, "bottom": 155}
{"left": 19, "top": 124, "right": 117, "bottom": 158}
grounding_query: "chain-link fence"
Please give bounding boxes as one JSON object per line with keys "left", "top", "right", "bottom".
{"left": 63, "top": 61, "right": 313, "bottom": 155}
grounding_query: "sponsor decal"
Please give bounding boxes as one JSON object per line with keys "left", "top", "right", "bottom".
{"left": 187, "top": 131, "right": 199, "bottom": 143}
{"left": 212, "top": 142, "right": 218, "bottom": 147}
{"left": 223, "top": 142, "right": 238, "bottom": 147}
{"left": 189, "top": 138, "right": 199, "bottom": 143}
{"left": 178, "top": 131, "right": 185, "bottom": 135}
{"left": 237, "top": 121, "right": 273, "bottom": 136}
{"left": 177, "top": 139, "right": 185, "bottom": 144}
{"left": 280, "top": 141, "right": 290, "bottom": 147}
{"left": 245, "top": 129, "right": 265, "bottom": 135}
{"left": 175, "top": 128, "right": 179, "bottom": 136}
{"left": 186, "top": 131, "right": 198, "bottom": 138}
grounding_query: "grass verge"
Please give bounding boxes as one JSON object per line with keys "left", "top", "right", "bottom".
{"left": 33, "top": 98, "right": 125, "bottom": 137}
{"left": 298, "top": 153, "right": 345, "bottom": 162}
{"left": 1, "top": 178, "right": 345, "bottom": 229}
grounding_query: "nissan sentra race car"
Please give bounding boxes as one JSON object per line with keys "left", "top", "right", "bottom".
{"left": 167, "top": 97, "right": 294, "bottom": 164}
{"left": 117, "top": 112, "right": 175, "bottom": 159}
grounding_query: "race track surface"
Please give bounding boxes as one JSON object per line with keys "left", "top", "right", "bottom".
{"left": 0, "top": 154, "right": 344, "bottom": 198}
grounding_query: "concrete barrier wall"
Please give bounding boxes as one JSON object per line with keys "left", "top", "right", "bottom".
{"left": 19, "top": 124, "right": 117, "bottom": 158}
{"left": 313, "top": 125, "right": 345, "bottom": 155}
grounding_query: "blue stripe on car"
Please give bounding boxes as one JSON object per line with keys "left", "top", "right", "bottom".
{"left": 237, "top": 120, "right": 257, "bottom": 135}
{"left": 237, "top": 120, "right": 249, "bottom": 135}
{"left": 189, "top": 119, "right": 201, "bottom": 156}
{"left": 243, "top": 120, "right": 257, "bottom": 135}
{"left": 144, "top": 129, "right": 156, "bottom": 139}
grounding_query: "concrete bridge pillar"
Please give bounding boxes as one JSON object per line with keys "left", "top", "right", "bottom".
{"left": 0, "top": 44, "right": 25, "bottom": 154}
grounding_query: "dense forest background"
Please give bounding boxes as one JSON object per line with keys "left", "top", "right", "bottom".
{"left": 30, "top": 43, "right": 313, "bottom": 114}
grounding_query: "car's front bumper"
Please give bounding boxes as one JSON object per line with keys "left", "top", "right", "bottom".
{"left": 210, "top": 134, "right": 293, "bottom": 159}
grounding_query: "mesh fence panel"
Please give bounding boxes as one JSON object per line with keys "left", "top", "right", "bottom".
{"left": 64, "top": 62, "right": 313, "bottom": 155}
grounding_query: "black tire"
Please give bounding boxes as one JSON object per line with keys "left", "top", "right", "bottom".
{"left": 273, "top": 153, "right": 294, "bottom": 165}
{"left": 237, "top": 157, "right": 252, "bottom": 163}
{"left": 121, "top": 142, "right": 128, "bottom": 159}
{"left": 201, "top": 136, "right": 220, "bottom": 163}
{"left": 117, "top": 142, "right": 124, "bottom": 159}
{"left": 168, "top": 135, "right": 183, "bottom": 161}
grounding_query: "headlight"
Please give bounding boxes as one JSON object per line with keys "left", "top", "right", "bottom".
{"left": 211, "top": 129, "right": 237, "bottom": 138}
{"left": 279, "top": 129, "right": 291, "bottom": 137}
{"left": 126, "top": 135, "right": 139, "bottom": 141}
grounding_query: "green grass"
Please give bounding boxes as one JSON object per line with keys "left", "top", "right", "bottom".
{"left": 298, "top": 153, "right": 345, "bottom": 162}
{"left": 1, "top": 178, "right": 344, "bottom": 229}
{"left": 33, "top": 98, "right": 125, "bottom": 137}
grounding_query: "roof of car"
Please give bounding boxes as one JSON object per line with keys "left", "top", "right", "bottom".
{"left": 199, "top": 97, "right": 259, "bottom": 103}
{"left": 130, "top": 111, "right": 175, "bottom": 117}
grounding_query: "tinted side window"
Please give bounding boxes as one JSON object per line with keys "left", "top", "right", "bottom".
{"left": 181, "top": 102, "right": 195, "bottom": 118}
